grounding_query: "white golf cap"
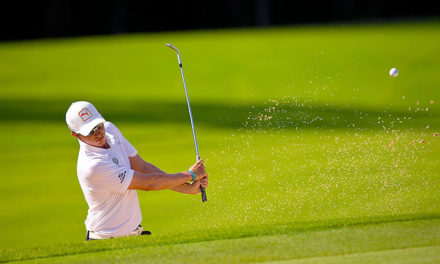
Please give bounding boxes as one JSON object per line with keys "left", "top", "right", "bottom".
{"left": 66, "top": 101, "right": 106, "bottom": 136}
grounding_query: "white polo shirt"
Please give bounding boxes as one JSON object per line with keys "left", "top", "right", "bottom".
{"left": 76, "top": 122, "right": 142, "bottom": 238}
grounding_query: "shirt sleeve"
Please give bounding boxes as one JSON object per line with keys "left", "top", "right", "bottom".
{"left": 122, "top": 137, "right": 137, "bottom": 157}
{"left": 85, "top": 161, "right": 134, "bottom": 193}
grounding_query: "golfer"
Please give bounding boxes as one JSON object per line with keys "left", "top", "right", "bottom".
{"left": 65, "top": 101, "right": 208, "bottom": 240}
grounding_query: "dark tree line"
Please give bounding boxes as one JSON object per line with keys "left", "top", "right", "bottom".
{"left": 1, "top": 0, "right": 438, "bottom": 41}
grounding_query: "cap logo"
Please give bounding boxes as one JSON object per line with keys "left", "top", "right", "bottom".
{"left": 78, "top": 108, "right": 93, "bottom": 121}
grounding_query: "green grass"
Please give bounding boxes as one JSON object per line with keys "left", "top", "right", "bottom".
{"left": 2, "top": 217, "right": 440, "bottom": 263}
{"left": 0, "top": 20, "right": 440, "bottom": 263}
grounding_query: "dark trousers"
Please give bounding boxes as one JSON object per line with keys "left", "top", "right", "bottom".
{"left": 86, "top": 225, "right": 151, "bottom": 241}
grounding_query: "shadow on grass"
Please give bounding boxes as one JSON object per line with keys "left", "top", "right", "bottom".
{"left": 0, "top": 98, "right": 437, "bottom": 130}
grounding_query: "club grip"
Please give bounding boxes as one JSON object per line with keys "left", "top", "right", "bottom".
{"left": 200, "top": 186, "right": 207, "bottom": 202}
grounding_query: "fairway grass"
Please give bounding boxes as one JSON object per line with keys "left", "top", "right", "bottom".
{"left": 2, "top": 218, "right": 440, "bottom": 263}
{"left": 1, "top": 21, "right": 440, "bottom": 262}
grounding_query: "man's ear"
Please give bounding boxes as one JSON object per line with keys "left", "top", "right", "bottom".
{"left": 71, "top": 131, "right": 80, "bottom": 138}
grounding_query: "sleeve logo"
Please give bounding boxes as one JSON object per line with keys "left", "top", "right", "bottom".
{"left": 118, "top": 171, "right": 126, "bottom": 183}
{"left": 78, "top": 108, "right": 93, "bottom": 121}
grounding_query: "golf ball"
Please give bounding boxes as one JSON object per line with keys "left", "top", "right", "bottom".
{"left": 389, "top": 68, "right": 399, "bottom": 77}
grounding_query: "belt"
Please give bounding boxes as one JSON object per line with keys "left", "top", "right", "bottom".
{"left": 86, "top": 224, "right": 149, "bottom": 240}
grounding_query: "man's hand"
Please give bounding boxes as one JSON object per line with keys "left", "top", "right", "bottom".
{"left": 187, "top": 177, "right": 208, "bottom": 194}
{"left": 186, "top": 159, "right": 208, "bottom": 195}
{"left": 189, "top": 159, "right": 208, "bottom": 181}
{"left": 168, "top": 159, "right": 208, "bottom": 194}
{"left": 169, "top": 174, "right": 208, "bottom": 194}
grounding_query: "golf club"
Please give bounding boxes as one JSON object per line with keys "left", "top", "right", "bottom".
{"left": 166, "top": 43, "right": 207, "bottom": 202}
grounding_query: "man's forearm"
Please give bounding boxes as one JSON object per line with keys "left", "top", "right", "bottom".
{"left": 129, "top": 155, "right": 165, "bottom": 174}
{"left": 138, "top": 163, "right": 192, "bottom": 193}
{"left": 141, "top": 162, "right": 165, "bottom": 174}
{"left": 128, "top": 171, "right": 192, "bottom": 191}
{"left": 170, "top": 183, "right": 192, "bottom": 194}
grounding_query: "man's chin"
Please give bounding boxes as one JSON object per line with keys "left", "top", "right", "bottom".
{"left": 97, "top": 138, "right": 107, "bottom": 146}
{"left": 85, "top": 137, "right": 107, "bottom": 148}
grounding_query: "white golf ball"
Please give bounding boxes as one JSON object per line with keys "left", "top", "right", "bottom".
{"left": 389, "top": 68, "right": 399, "bottom": 77}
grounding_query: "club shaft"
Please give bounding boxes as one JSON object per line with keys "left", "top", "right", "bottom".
{"left": 175, "top": 52, "right": 207, "bottom": 202}
{"left": 178, "top": 54, "right": 200, "bottom": 161}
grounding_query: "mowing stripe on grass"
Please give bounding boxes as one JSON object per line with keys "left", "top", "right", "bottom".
{"left": 2, "top": 217, "right": 440, "bottom": 263}
{"left": 263, "top": 245, "right": 440, "bottom": 264}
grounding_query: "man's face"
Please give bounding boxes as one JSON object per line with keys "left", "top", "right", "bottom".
{"left": 73, "top": 123, "right": 107, "bottom": 148}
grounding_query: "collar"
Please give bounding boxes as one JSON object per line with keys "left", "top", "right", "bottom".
{"left": 78, "top": 134, "right": 115, "bottom": 154}
{"left": 78, "top": 124, "right": 117, "bottom": 153}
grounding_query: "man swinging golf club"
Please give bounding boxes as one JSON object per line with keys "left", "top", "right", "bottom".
{"left": 66, "top": 101, "right": 208, "bottom": 240}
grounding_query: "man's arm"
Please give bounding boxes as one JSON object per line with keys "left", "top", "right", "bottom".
{"left": 128, "top": 154, "right": 207, "bottom": 192}
{"left": 128, "top": 170, "right": 193, "bottom": 191}
{"left": 170, "top": 178, "right": 208, "bottom": 194}
{"left": 129, "top": 154, "right": 165, "bottom": 174}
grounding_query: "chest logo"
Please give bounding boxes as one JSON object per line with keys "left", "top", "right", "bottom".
{"left": 112, "top": 158, "right": 119, "bottom": 165}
